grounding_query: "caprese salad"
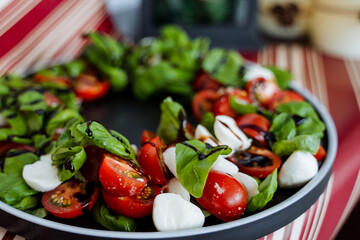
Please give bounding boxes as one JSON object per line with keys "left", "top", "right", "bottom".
{"left": 0, "top": 26, "right": 326, "bottom": 232}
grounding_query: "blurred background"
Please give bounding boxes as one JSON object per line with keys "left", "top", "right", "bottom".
{"left": 107, "top": 0, "right": 360, "bottom": 59}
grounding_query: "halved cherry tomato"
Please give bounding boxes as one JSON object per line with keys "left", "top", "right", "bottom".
{"left": 314, "top": 145, "right": 326, "bottom": 161}
{"left": 245, "top": 77, "right": 281, "bottom": 106}
{"left": 229, "top": 146, "right": 282, "bottom": 179}
{"left": 196, "top": 171, "right": 247, "bottom": 222}
{"left": 99, "top": 153, "right": 148, "bottom": 196}
{"left": 193, "top": 72, "right": 222, "bottom": 92}
{"left": 0, "top": 142, "right": 35, "bottom": 158}
{"left": 192, "top": 89, "right": 219, "bottom": 121}
{"left": 138, "top": 134, "right": 168, "bottom": 185}
{"left": 44, "top": 91, "right": 62, "bottom": 107}
{"left": 34, "top": 74, "right": 71, "bottom": 87}
{"left": 140, "top": 130, "right": 157, "bottom": 145}
{"left": 267, "top": 90, "right": 305, "bottom": 110}
{"left": 42, "top": 180, "right": 100, "bottom": 219}
{"left": 102, "top": 183, "right": 161, "bottom": 219}
{"left": 236, "top": 114, "right": 271, "bottom": 145}
{"left": 213, "top": 89, "right": 250, "bottom": 119}
{"left": 73, "top": 74, "right": 110, "bottom": 102}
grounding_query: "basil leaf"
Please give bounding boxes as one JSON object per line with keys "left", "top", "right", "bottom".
{"left": 92, "top": 200, "right": 136, "bottom": 232}
{"left": 157, "top": 97, "right": 187, "bottom": 145}
{"left": 52, "top": 146, "right": 87, "bottom": 181}
{"left": 0, "top": 173, "right": 38, "bottom": 206}
{"left": 176, "top": 140, "right": 232, "bottom": 198}
{"left": 266, "top": 66, "right": 292, "bottom": 90}
{"left": 270, "top": 112, "right": 296, "bottom": 141}
{"left": 46, "top": 108, "right": 83, "bottom": 136}
{"left": 202, "top": 49, "right": 243, "bottom": 85}
{"left": 200, "top": 112, "right": 215, "bottom": 136}
{"left": 4, "top": 151, "right": 39, "bottom": 176}
{"left": 12, "top": 195, "right": 39, "bottom": 211}
{"left": 272, "top": 135, "right": 320, "bottom": 156}
{"left": 70, "top": 121, "right": 137, "bottom": 162}
{"left": 276, "top": 102, "right": 325, "bottom": 138}
{"left": 229, "top": 94, "right": 257, "bottom": 114}
{"left": 26, "top": 208, "right": 47, "bottom": 218}
{"left": 246, "top": 170, "right": 278, "bottom": 212}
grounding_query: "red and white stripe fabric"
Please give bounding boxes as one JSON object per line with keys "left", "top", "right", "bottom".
{"left": 1, "top": 1, "right": 360, "bottom": 240}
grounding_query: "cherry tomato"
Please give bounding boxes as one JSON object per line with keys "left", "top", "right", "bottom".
{"left": 229, "top": 146, "right": 282, "bottom": 179}
{"left": 99, "top": 153, "right": 148, "bottom": 196}
{"left": 196, "top": 171, "right": 247, "bottom": 222}
{"left": 236, "top": 114, "right": 271, "bottom": 145}
{"left": 73, "top": 74, "right": 110, "bottom": 102}
{"left": 213, "top": 89, "right": 250, "bottom": 119}
{"left": 193, "top": 72, "right": 222, "bottom": 92}
{"left": 138, "top": 134, "right": 168, "bottom": 185}
{"left": 80, "top": 146, "right": 108, "bottom": 182}
{"left": 34, "top": 74, "right": 71, "bottom": 87}
{"left": 140, "top": 130, "right": 157, "bottom": 145}
{"left": 102, "top": 183, "right": 161, "bottom": 219}
{"left": 192, "top": 89, "right": 219, "bottom": 121}
{"left": 42, "top": 180, "right": 100, "bottom": 219}
{"left": 267, "top": 90, "right": 305, "bottom": 110}
{"left": 245, "top": 77, "right": 281, "bottom": 106}
{"left": 314, "top": 145, "right": 326, "bottom": 161}
{"left": 0, "top": 142, "right": 35, "bottom": 158}
{"left": 44, "top": 91, "right": 62, "bottom": 107}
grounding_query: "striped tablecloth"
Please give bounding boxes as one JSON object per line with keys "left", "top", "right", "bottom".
{"left": 0, "top": 1, "right": 359, "bottom": 240}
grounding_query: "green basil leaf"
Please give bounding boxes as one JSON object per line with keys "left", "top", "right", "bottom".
{"left": 46, "top": 108, "right": 83, "bottom": 136}
{"left": 0, "top": 173, "right": 38, "bottom": 206}
{"left": 246, "top": 170, "right": 277, "bottom": 212}
{"left": 26, "top": 207, "right": 47, "bottom": 218}
{"left": 70, "top": 121, "right": 137, "bottom": 162}
{"left": 63, "top": 60, "right": 85, "bottom": 77}
{"left": 270, "top": 112, "right": 296, "bottom": 141}
{"left": 4, "top": 151, "right": 39, "bottom": 176}
{"left": 157, "top": 97, "right": 187, "bottom": 145}
{"left": 229, "top": 94, "right": 257, "bottom": 114}
{"left": 202, "top": 49, "right": 243, "bottom": 85}
{"left": 12, "top": 195, "right": 39, "bottom": 211}
{"left": 52, "top": 146, "right": 87, "bottom": 181}
{"left": 176, "top": 140, "right": 232, "bottom": 198}
{"left": 0, "top": 109, "right": 28, "bottom": 135}
{"left": 272, "top": 135, "right": 320, "bottom": 156}
{"left": 92, "top": 200, "right": 136, "bottom": 232}
{"left": 200, "top": 112, "right": 215, "bottom": 136}
{"left": 266, "top": 66, "right": 292, "bottom": 90}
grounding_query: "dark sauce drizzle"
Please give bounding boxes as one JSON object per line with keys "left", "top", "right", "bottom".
{"left": 235, "top": 151, "right": 273, "bottom": 167}
{"left": 181, "top": 142, "right": 229, "bottom": 160}
{"left": 292, "top": 115, "right": 306, "bottom": 126}
{"left": 6, "top": 149, "right": 32, "bottom": 158}
{"left": 64, "top": 158, "right": 75, "bottom": 173}
{"left": 85, "top": 120, "right": 93, "bottom": 137}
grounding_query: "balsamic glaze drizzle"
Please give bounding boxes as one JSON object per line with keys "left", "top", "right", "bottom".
{"left": 85, "top": 120, "right": 93, "bottom": 137}
{"left": 180, "top": 142, "right": 228, "bottom": 160}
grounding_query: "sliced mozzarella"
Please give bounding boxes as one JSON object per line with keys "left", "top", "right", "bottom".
{"left": 232, "top": 172, "right": 259, "bottom": 200}
{"left": 163, "top": 146, "right": 177, "bottom": 178}
{"left": 211, "top": 156, "right": 238, "bottom": 175}
{"left": 153, "top": 193, "right": 205, "bottom": 231}
{"left": 214, "top": 115, "right": 252, "bottom": 151}
{"left": 194, "top": 124, "right": 218, "bottom": 146}
{"left": 244, "top": 64, "right": 275, "bottom": 82}
{"left": 22, "top": 154, "right": 62, "bottom": 192}
{"left": 278, "top": 151, "right": 319, "bottom": 188}
{"left": 162, "top": 178, "right": 190, "bottom": 201}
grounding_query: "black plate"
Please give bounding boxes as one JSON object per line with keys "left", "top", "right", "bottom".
{"left": 0, "top": 85, "right": 337, "bottom": 240}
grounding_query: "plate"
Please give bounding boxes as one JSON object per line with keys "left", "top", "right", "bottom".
{"left": 0, "top": 84, "right": 337, "bottom": 240}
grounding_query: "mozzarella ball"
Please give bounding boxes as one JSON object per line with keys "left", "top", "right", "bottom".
{"left": 162, "top": 178, "right": 190, "bottom": 201}
{"left": 232, "top": 172, "right": 259, "bottom": 200}
{"left": 278, "top": 151, "right": 318, "bottom": 188}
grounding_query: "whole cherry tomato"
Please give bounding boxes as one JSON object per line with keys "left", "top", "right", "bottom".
{"left": 196, "top": 171, "right": 247, "bottom": 222}
{"left": 267, "top": 90, "right": 304, "bottom": 110}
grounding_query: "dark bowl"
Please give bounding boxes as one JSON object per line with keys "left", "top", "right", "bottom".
{"left": 0, "top": 84, "right": 337, "bottom": 240}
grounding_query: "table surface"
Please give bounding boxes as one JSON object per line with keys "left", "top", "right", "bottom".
{"left": 0, "top": 1, "right": 360, "bottom": 240}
